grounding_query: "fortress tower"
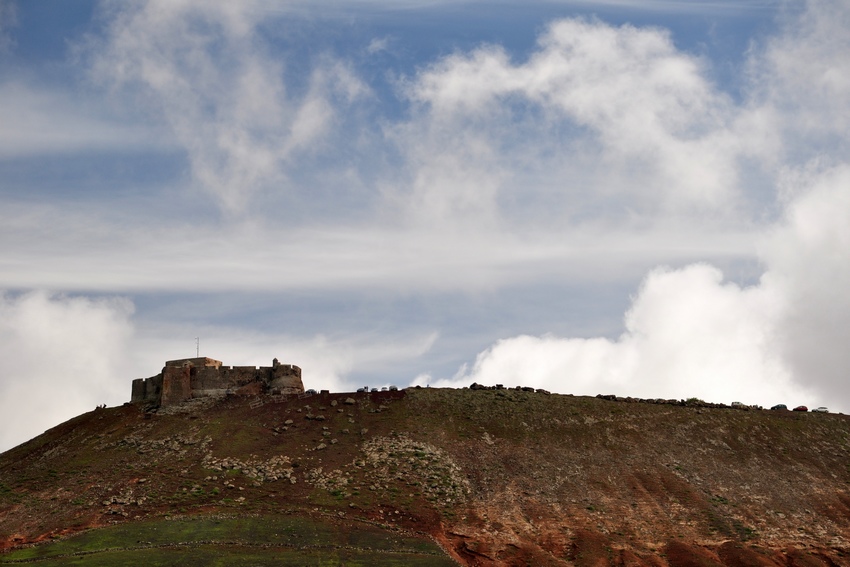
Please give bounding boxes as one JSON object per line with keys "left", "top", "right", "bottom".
{"left": 131, "top": 357, "right": 304, "bottom": 407}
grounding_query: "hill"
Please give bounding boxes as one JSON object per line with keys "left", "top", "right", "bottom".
{"left": 2, "top": 387, "right": 850, "bottom": 565}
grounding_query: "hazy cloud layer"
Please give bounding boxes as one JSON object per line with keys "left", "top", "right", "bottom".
{"left": 0, "top": 203, "right": 755, "bottom": 293}
{"left": 0, "top": 82, "right": 165, "bottom": 157}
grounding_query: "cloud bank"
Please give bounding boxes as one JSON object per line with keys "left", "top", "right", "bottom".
{"left": 439, "top": 0, "right": 850, "bottom": 409}
{"left": 0, "top": 292, "right": 134, "bottom": 451}
{"left": 449, "top": 163, "right": 849, "bottom": 409}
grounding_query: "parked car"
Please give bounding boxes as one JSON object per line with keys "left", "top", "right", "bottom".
{"left": 731, "top": 401, "right": 746, "bottom": 408}
{"left": 812, "top": 407, "right": 829, "bottom": 413}
{"left": 770, "top": 404, "right": 788, "bottom": 410}
{"left": 793, "top": 405, "right": 808, "bottom": 412}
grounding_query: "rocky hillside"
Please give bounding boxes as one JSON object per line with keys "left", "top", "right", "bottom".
{"left": 2, "top": 387, "right": 850, "bottom": 565}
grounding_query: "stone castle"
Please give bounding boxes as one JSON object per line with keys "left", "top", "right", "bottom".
{"left": 131, "top": 357, "right": 304, "bottom": 408}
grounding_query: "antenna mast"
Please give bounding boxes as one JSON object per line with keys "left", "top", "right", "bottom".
{"left": 195, "top": 337, "right": 199, "bottom": 358}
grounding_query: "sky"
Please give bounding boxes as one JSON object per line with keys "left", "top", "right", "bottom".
{"left": 1, "top": 0, "right": 849, "bottom": 452}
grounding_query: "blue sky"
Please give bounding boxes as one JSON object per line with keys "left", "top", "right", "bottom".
{"left": 2, "top": 0, "right": 849, "bottom": 451}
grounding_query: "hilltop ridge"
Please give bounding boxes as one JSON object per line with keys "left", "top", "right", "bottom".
{"left": 2, "top": 386, "right": 850, "bottom": 565}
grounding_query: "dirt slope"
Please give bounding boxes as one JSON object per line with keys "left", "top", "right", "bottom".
{"left": 2, "top": 387, "right": 849, "bottom": 565}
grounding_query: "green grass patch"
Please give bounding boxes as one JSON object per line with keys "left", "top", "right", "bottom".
{"left": 0, "top": 516, "right": 453, "bottom": 565}
{"left": 1, "top": 546, "right": 452, "bottom": 566}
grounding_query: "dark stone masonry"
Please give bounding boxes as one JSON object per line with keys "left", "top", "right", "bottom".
{"left": 131, "top": 357, "right": 304, "bottom": 408}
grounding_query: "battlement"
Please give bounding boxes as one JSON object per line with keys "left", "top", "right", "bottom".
{"left": 165, "top": 357, "right": 222, "bottom": 369}
{"left": 131, "top": 357, "right": 304, "bottom": 408}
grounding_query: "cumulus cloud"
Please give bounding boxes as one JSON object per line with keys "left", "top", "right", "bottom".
{"left": 88, "top": 0, "right": 367, "bottom": 213}
{"left": 446, "top": 262, "right": 809, "bottom": 407}
{"left": 445, "top": 162, "right": 850, "bottom": 412}
{"left": 764, "top": 165, "right": 850, "bottom": 405}
{"left": 0, "top": 292, "right": 135, "bottom": 452}
{"left": 391, "top": 17, "right": 760, "bottom": 226}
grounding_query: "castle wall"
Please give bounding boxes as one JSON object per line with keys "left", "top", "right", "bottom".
{"left": 190, "top": 366, "right": 266, "bottom": 397}
{"left": 131, "top": 378, "right": 145, "bottom": 403}
{"left": 270, "top": 363, "right": 303, "bottom": 395}
{"left": 131, "top": 358, "right": 304, "bottom": 407}
{"left": 131, "top": 375, "right": 162, "bottom": 405}
{"left": 161, "top": 366, "right": 192, "bottom": 406}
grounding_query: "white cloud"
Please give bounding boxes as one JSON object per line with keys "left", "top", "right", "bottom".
{"left": 0, "top": 292, "right": 135, "bottom": 452}
{"left": 763, "top": 165, "right": 850, "bottom": 404}
{"left": 0, "top": 200, "right": 757, "bottom": 293}
{"left": 391, "top": 17, "right": 757, "bottom": 226}
{"left": 88, "top": 0, "right": 367, "bottom": 213}
{"left": 756, "top": 0, "right": 850, "bottom": 151}
{"left": 366, "top": 36, "right": 391, "bottom": 55}
{"left": 447, "top": 161, "right": 850, "bottom": 411}
{"left": 421, "top": 0, "right": 850, "bottom": 412}
{"left": 448, "top": 263, "right": 808, "bottom": 407}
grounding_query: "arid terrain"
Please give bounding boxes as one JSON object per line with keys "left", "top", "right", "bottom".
{"left": 2, "top": 387, "right": 850, "bottom": 565}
